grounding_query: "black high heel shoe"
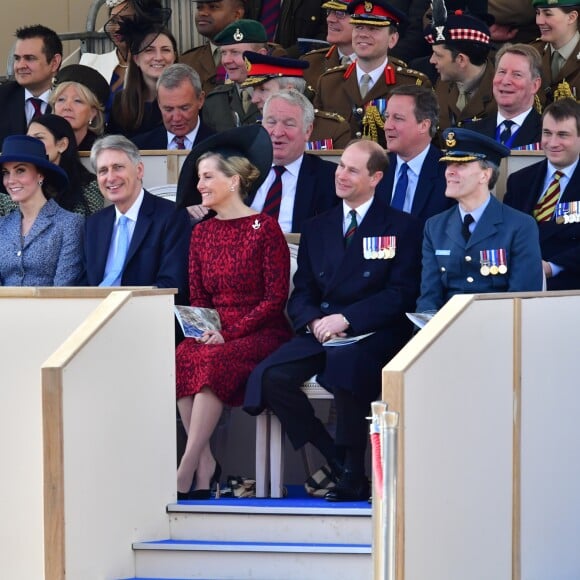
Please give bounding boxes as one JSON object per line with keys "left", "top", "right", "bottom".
{"left": 186, "top": 461, "right": 222, "bottom": 500}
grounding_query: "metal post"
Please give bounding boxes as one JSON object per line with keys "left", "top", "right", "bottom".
{"left": 370, "top": 401, "right": 387, "bottom": 580}
{"left": 381, "top": 410, "right": 399, "bottom": 580}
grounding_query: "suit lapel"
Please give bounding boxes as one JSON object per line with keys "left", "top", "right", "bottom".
{"left": 125, "top": 192, "right": 154, "bottom": 266}
{"left": 468, "top": 196, "right": 502, "bottom": 248}
{"left": 445, "top": 206, "right": 466, "bottom": 248}
{"left": 292, "top": 156, "right": 315, "bottom": 230}
{"left": 22, "top": 200, "right": 56, "bottom": 248}
{"left": 94, "top": 207, "right": 116, "bottom": 280}
{"left": 411, "top": 146, "right": 438, "bottom": 218}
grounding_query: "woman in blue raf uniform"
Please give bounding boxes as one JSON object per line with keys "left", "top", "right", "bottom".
{"left": 417, "top": 128, "right": 544, "bottom": 313}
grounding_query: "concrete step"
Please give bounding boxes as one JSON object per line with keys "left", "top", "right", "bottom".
{"left": 133, "top": 539, "right": 372, "bottom": 580}
{"left": 167, "top": 498, "right": 371, "bottom": 544}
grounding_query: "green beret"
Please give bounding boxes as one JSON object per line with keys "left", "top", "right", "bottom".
{"left": 214, "top": 19, "right": 267, "bottom": 46}
{"left": 532, "top": 0, "right": 580, "bottom": 7}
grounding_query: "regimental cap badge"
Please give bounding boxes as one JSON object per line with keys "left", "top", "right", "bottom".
{"left": 435, "top": 26, "right": 446, "bottom": 41}
{"left": 364, "top": 1, "right": 373, "bottom": 12}
{"left": 446, "top": 131, "right": 457, "bottom": 148}
{"left": 233, "top": 28, "right": 244, "bottom": 42}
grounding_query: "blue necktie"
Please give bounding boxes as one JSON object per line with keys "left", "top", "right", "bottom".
{"left": 391, "top": 162, "right": 408, "bottom": 211}
{"left": 100, "top": 215, "right": 129, "bottom": 286}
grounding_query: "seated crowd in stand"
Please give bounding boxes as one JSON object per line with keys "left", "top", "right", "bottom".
{"left": 1, "top": 0, "right": 580, "bottom": 501}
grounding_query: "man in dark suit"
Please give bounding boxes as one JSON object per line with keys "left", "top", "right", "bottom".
{"left": 0, "top": 25, "right": 62, "bottom": 148}
{"left": 244, "top": 139, "right": 423, "bottom": 501}
{"left": 132, "top": 64, "right": 214, "bottom": 151}
{"left": 83, "top": 135, "right": 190, "bottom": 304}
{"left": 504, "top": 98, "right": 580, "bottom": 291}
{"left": 377, "top": 85, "right": 454, "bottom": 224}
{"left": 417, "top": 128, "right": 543, "bottom": 313}
{"left": 470, "top": 44, "right": 543, "bottom": 149}
{"left": 175, "top": 89, "right": 338, "bottom": 229}
{"left": 250, "top": 89, "right": 339, "bottom": 232}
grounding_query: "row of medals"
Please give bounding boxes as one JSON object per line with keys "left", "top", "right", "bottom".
{"left": 555, "top": 202, "right": 580, "bottom": 224}
{"left": 364, "top": 236, "right": 396, "bottom": 260}
{"left": 479, "top": 249, "right": 507, "bottom": 276}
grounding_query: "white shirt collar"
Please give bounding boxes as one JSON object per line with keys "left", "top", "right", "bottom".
{"left": 497, "top": 108, "right": 532, "bottom": 129}
{"left": 356, "top": 56, "right": 389, "bottom": 86}
{"left": 115, "top": 188, "right": 144, "bottom": 222}
{"left": 343, "top": 196, "right": 374, "bottom": 224}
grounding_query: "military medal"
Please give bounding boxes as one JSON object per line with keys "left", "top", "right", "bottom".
{"left": 498, "top": 248, "right": 508, "bottom": 274}
{"left": 363, "top": 237, "right": 372, "bottom": 259}
{"left": 384, "top": 235, "right": 396, "bottom": 259}
{"left": 479, "top": 250, "right": 490, "bottom": 276}
{"left": 489, "top": 249, "right": 499, "bottom": 275}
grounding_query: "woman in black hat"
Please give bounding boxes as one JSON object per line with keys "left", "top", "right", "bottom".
{"left": 50, "top": 65, "right": 111, "bottom": 152}
{"left": 175, "top": 126, "right": 292, "bottom": 500}
{"left": 0, "top": 135, "right": 84, "bottom": 286}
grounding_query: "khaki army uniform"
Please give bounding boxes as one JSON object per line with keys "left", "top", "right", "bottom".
{"left": 202, "top": 83, "right": 261, "bottom": 132}
{"left": 301, "top": 45, "right": 407, "bottom": 95}
{"left": 434, "top": 58, "right": 497, "bottom": 132}
{"left": 531, "top": 38, "right": 580, "bottom": 106}
{"left": 313, "top": 61, "right": 429, "bottom": 145}
{"left": 310, "top": 109, "right": 351, "bottom": 149}
{"left": 180, "top": 42, "right": 287, "bottom": 97}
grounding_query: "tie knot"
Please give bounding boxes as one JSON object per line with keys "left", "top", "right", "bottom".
{"left": 349, "top": 209, "right": 357, "bottom": 220}
{"left": 503, "top": 120, "right": 514, "bottom": 129}
{"left": 118, "top": 215, "right": 128, "bottom": 226}
{"left": 273, "top": 166, "right": 286, "bottom": 177}
{"left": 554, "top": 170, "right": 564, "bottom": 181}
{"left": 174, "top": 135, "right": 186, "bottom": 150}
{"left": 399, "top": 162, "right": 408, "bottom": 176}
{"left": 463, "top": 213, "right": 474, "bottom": 227}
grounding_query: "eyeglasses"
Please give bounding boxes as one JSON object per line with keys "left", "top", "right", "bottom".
{"left": 326, "top": 9, "right": 348, "bottom": 20}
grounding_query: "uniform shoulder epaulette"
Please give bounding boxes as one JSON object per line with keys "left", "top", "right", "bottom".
{"left": 389, "top": 56, "right": 408, "bottom": 68}
{"left": 205, "top": 83, "right": 234, "bottom": 97}
{"left": 302, "top": 46, "right": 330, "bottom": 58}
{"left": 314, "top": 109, "right": 346, "bottom": 123}
{"left": 180, "top": 44, "right": 208, "bottom": 57}
{"left": 398, "top": 66, "right": 430, "bottom": 83}
{"left": 319, "top": 63, "right": 348, "bottom": 77}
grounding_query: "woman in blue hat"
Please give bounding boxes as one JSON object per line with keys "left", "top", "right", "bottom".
{"left": 0, "top": 135, "right": 84, "bottom": 286}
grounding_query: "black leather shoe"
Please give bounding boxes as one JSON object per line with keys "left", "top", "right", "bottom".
{"left": 325, "top": 470, "right": 370, "bottom": 502}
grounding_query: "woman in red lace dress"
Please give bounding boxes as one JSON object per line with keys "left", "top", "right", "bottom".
{"left": 175, "top": 126, "right": 292, "bottom": 499}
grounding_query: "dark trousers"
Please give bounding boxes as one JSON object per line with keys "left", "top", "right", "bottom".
{"left": 261, "top": 354, "right": 373, "bottom": 470}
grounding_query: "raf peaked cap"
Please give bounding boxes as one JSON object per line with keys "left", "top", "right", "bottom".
{"left": 241, "top": 51, "right": 309, "bottom": 87}
{"left": 440, "top": 128, "right": 510, "bottom": 166}
{"left": 213, "top": 20, "right": 268, "bottom": 46}
{"left": 176, "top": 125, "right": 273, "bottom": 209}
{"left": 425, "top": 10, "right": 491, "bottom": 47}
{"left": 347, "top": 0, "right": 408, "bottom": 27}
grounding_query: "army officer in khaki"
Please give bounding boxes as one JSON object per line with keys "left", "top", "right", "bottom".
{"left": 313, "top": 0, "right": 429, "bottom": 146}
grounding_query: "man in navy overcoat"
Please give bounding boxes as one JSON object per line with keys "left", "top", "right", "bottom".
{"left": 244, "top": 139, "right": 422, "bottom": 501}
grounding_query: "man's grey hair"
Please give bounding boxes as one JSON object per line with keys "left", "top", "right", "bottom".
{"left": 478, "top": 159, "right": 500, "bottom": 189}
{"left": 262, "top": 89, "right": 315, "bottom": 132}
{"left": 157, "top": 63, "right": 203, "bottom": 96}
{"left": 90, "top": 134, "right": 141, "bottom": 170}
{"left": 275, "top": 76, "right": 307, "bottom": 94}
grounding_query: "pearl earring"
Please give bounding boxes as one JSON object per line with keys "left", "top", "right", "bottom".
{"left": 38, "top": 180, "right": 44, "bottom": 186}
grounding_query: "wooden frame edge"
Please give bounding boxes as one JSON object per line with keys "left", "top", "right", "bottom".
{"left": 42, "top": 367, "right": 65, "bottom": 580}
{"left": 512, "top": 298, "right": 522, "bottom": 580}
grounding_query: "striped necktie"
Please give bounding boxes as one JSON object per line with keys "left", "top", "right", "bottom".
{"left": 263, "top": 166, "right": 286, "bottom": 218}
{"left": 345, "top": 209, "right": 358, "bottom": 246}
{"left": 534, "top": 171, "right": 564, "bottom": 222}
{"left": 260, "top": 0, "right": 280, "bottom": 41}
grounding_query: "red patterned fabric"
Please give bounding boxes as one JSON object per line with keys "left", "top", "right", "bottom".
{"left": 176, "top": 213, "right": 292, "bottom": 406}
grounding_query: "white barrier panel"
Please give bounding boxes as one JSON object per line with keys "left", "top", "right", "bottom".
{"left": 0, "top": 288, "right": 176, "bottom": 580}
{"left": 382, "top": 291, "right": 580, "bottom": 580}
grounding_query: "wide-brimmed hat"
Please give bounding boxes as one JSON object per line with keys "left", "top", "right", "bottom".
{"left": 55, "top": 65, "right": 111, "bottom": 109}
{"left": 176, "top": 125, "right": 273, "bottom": 209}
{"left": 0, "top": 135, "right": 69, "bottom": 193}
